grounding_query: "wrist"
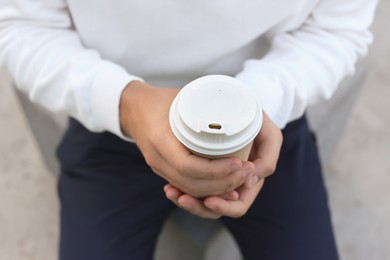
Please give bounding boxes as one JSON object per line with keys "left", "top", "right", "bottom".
{"left": 119, "top": 80, "right": 152, "bottom": 138}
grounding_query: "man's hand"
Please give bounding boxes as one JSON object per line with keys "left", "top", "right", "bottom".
{"left": 163, "top": 113, "right": 283, "bottom": 218}
{"left": 120, "top": 81, "right": 250, "bottom": 198}
{"left": 246, "top": 112, "right": 283, "bottom": 184}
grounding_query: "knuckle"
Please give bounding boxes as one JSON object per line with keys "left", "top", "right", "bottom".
{"left": 144, "top": 152, "right": 156, "bottom": 168}
{"left": 230, "top": 171, "right": 245, "bottom": 187}
{"left": 208, "top": 167, "right": 221, "bottom": 179}
{"left": 174, "top": 160, "right": 186, "bottom": 175}
{"left": 236, "top": 172, "right": 246, "bottom": 185}
{"left": 265, "top": 164, "right": 276, "bottom": 176}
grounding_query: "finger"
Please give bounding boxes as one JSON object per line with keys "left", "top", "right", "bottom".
{"left": 181, "top": 155, "right": 242, "bottom": 179}
{"left": 166, "top": 182, "right": 239, "bottom": 204}
{"left": 239, "top": 161, "right": 257, "bottom": 189}
{"left": 163, "top": 184, "right": 170, "bottom": 193}
{"left": 237, "top": 178, "right": 264, "bottom": 202}
{"left": 252, "top": 143, "right": 280, "bottom": 179}
{"left": 251, "top": 113, "right": 283, "bottom": 179}
{"left": 160, "top": 162, "right": 246, "bottom": 198}
{"left": 164, "top": 184, "right": 222, "bottom": 219}
{"left": 243, "top": 174, "right": 259, "bottom": 189}
{"left": 217, "top": 190, "right": 239, "bottom": 201}
{"left": 181, "top": 168, "right": 248, "bottom": 198}
{"left": 164, "top": 185, "right": 190, "bottom": 212}
{"left": 164, "top": 184, "right": 184, "bottom": 201}
{"left": 204, "top": 179, "right": 264, "bottom": 218}
{"left": 156, "top": 130, "right": 243, "bottom": 179}
{"left": 164, "top": 184, "right": 222, "bottom": 218}
{"left": 178, "top": 194, "right": 222, "bottom": 219}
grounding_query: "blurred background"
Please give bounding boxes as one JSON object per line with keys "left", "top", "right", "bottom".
{"left": 0, "top": 1, "right": 389, "bottom": 259}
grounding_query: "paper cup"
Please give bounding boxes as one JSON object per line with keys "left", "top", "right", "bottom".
{"left": 169, "top": 75, "right": 262, "bottom": 161}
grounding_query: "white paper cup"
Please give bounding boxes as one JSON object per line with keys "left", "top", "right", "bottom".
{"left": 169, "top": 75, "right": 262, "bottom": 161}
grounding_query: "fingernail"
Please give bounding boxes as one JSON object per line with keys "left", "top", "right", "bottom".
{"left": 249, "top": 175, "right": 259, "bottom": 187}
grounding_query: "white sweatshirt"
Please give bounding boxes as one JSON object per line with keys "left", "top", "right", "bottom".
{"left": 0, "top": 0, "right": 377, "bottom": 139}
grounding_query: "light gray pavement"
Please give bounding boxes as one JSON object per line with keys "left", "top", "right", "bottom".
{"left": 0, "top": 71, "right": 59, "bottom": 260}
{"left": 322, "top": 1, "right": 390, "bottom": 258}
{"left": 0, "top": 1, "right": 389, "bottom": 259}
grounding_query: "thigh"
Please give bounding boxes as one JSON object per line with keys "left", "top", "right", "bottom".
{"left": 222, "top": 117, "right": 339, "bottom": 260}
{"left": 57, "top": 119, "right": 174, "bottom": 260}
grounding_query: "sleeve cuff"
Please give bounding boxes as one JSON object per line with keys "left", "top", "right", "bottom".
{"left": 235, "top": 68, "right": 288, "bottom": 129}
{"left": 91, "top": 65, "right": 143, "bottom": 142}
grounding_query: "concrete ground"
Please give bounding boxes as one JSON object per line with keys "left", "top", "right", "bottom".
{"left": 0, "top": 2, "right": 389, "bottom": 259}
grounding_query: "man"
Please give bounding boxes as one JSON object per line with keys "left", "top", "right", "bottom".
{"left": 0, "top": 0, "right": 377, "bottom": 259}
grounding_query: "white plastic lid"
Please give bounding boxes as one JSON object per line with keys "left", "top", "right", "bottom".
{"left": 170, "top": 75, "right": 262, "bottom": 156}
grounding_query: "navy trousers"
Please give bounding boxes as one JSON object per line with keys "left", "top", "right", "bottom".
{"left": 57, "top": 116, "right": 339, "bottom": 260}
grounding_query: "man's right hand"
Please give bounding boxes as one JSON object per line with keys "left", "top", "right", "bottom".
{"left": 119, "top": 81, "right": 251, "bottom": 198}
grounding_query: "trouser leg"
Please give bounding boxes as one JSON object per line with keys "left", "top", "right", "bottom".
{"left": 57, "top": 119, "right": 175, "bottom": 260}
{"left": 222, "top": 117, "right": 339, "bottom": 260}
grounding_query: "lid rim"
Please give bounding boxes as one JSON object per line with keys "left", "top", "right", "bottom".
{"left": 170, "top": 97, "right": 263, "bottom": 156}
{"left": 169, "top": 75, "right": 263, "bottom": 156}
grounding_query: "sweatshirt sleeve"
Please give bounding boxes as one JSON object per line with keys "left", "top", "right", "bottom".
{"left": 235, "top": 0, "right": 378, "bottom": 128}
{"left": 0, "top": 0, "right": 143, "bottom": 140}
